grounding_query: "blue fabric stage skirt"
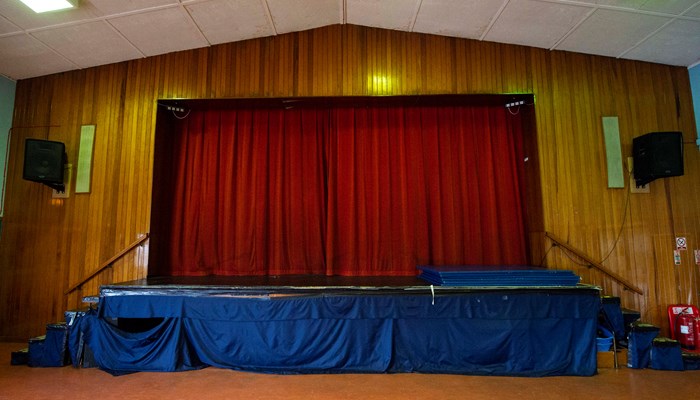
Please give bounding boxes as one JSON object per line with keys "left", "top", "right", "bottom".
{"left": 69, "top": 288, "right": 600, "bottom": 376}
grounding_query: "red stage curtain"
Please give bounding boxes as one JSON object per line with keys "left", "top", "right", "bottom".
{"left": 326, "top": 105, "right": 527, "bottom": 275}
{"left": 150, "top": 103, "right": 528, "bottom": 276}
{"left": 150, "top": 108, "right": 329, "bottom": 276}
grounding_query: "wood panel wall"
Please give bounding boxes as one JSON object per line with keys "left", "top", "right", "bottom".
{"left": 0, "top": 25, "right": 697, "bottom": 340}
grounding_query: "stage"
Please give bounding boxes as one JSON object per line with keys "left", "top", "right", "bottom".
{"left": 69, "top": 275, "right": 601, "bottom": 376}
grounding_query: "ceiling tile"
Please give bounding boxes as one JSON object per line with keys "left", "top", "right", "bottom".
{"left": 32, "top": 21, "right": 143, "bottom": 69}
{"left": 0, "top": 14, "right": 21, "bottom": 35}
{"left": 623, "top": 18, "right": 700, "bottom": 66}
{"left": 556, "top": 9, "right": 670, "bottom": 57}
{"left": 346, "top": 0, "right": 418, "bottom": 31}
{"left": 0, "top": 34, "right": 75, "bottom": 79}
{"left": 574, "top": 0, "right": 700, "bottom": 15}
{"left": 639, "top": 0, "right": 700, "bottom": 14}
{"left": 266, "top": 0, "right": 341, "bottom": 34}
{"left": 687, "top": 3, "right": 700, "bottom": 17}
{"left": 413, "top": 0, "right": 505, "bottom": 39}
{"left": 90, "top": 0, "right": 179, "bottom": 15}
{"left": 0, "top": 1, "right": 104, "bottom": 30}
{"left": 484, "top": 0, "right": 592, "bottom": 49}
{"left": 108, "top": 8, "right": 209, "bottom": 57}
{"left": 186, "top": 0, "right": 273, "bottom": 45}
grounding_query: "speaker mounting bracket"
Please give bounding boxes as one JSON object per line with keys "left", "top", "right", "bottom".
{"left": 45, "top": 182, "right": 65, "bottom": 192}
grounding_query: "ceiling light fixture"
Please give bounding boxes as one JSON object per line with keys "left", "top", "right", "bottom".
{"left": 18, "top": 0, "right": 77, "bottom": 13}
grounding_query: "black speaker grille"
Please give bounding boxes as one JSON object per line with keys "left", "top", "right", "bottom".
{"left": 632, "top": 131, "right": 683, "bottom": 186}
{"left": 23, "top": 139, "right": 66, "bottom": 184}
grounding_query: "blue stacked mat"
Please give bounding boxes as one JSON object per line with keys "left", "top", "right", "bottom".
{"left": 417, "top": 265, "right": 581, "bottom": 287}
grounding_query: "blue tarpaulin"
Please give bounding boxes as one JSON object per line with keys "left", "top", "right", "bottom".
{"left": 69, "top": 288, "right": 600, "bottom": 376}
{"left": 418, "top": 265, "right": 581, "bottom": 287}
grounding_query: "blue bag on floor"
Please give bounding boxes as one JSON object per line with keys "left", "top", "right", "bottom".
{"left": 683, "top": 353, "right": 700, "bottom": 370}
{"left": 650, "top": 338, "right": 684, "bottom": 371}
{"left": 627, "top": 322, "right": 659, "bottom": 369}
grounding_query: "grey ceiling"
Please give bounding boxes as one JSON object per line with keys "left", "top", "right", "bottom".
{"left": 1, "top": 0, "right": 699, "bottom": 81}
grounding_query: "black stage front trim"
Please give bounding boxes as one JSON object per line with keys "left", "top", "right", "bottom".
{"left": 101, "top": 275, "right": 599, "bottom": 297}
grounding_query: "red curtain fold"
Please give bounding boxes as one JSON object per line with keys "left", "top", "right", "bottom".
{"left": 150, "top": 108, "right": 329, "bottom": 276}
{"left": 326, "top": 105, "right": 527, "bottom": 275}
{"left": 150, "top": 103, "right": 528, "bottom": 276}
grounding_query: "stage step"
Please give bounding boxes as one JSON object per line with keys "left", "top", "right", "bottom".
{"left": 21, "top": 322, "right": 71, "bottom": 368}
{"left": 683, "top": 351, "right": 700, "bottom": 370}
{"left": 621, "top": 307, "right": 641, "bottom": 338}
{"left": 10, "top": 348, "right": 29, "bottom": 366}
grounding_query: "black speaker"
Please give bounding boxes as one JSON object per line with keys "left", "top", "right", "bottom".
{"left": 23, "top": 139, "right": 66, "bottom": 188}
{"left": 632, "top": 131, "right": 683, "bottom": 187}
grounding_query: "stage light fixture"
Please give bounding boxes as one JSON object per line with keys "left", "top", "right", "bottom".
{"left": 18, "top": 0, "right": 77, "bottom": 13}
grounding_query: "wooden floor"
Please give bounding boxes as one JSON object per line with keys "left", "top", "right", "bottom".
{"left": 2, "top": 342, "right": 699, "bottom": 400}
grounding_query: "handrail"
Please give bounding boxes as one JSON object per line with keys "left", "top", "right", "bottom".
{"left": 64, "top": 233, "right": 150, "bottom": 295}
{"left": 544, "top": 231, "right": 643, "bottom": 295}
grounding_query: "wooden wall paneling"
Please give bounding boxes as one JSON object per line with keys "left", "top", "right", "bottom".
{"left": 284, "top": 33, "right": 299, "bottom": 96}
{"left": 503, "top": 43, "right": 523, "bottom": 93}
{"left": 390, "top": 29, "right": 411, "bottom": 95}
{"left": 124, "top": 61, "right": 157, "bottom": 252}
{"left": 97, "top": 65, "right": 125, "bottom": 282}
{"left": 195, "top": 48, "right": 209, "bottom": 98}
{"left": 377, "top": 28, "right": 395, "bottom": 95}
{"left": 84, "top": 69, "right": 108, "bottom": 285}
{"left": 244, "top": 40, "right": 263, "bottom": 97}
{"left": 162, "top": 53, "right": 178, "bottom": 99}
{"left": 67, "top": 72, "right": 95, "bottom": 304}
{"left": 452, "top": 39, "right": 470, "bottom": 94}
{"left": 466, "top": 40, "right": 486, "bottom": 93}
{"left": 363, "top": 26, "right": 380, "bottom": 95}
{"left": 261, "top": 34, "right": 288, "bottom": 97}
{"left": 364, "top": 27, "right": 382, "bottom": 95}
{"left": 140, "top": 57, "right": 159, "bottom": 239}
{"left": 12, "top": 81, "right": 52, "bottom": 334}
{"left": 390, "top": 31, "right": 408, "bottom": 95}
{"left": 121, "top": 62, "right": 140, "bottom": 253}
{"left": 207, "top": 45, "right": 222, "bottom": 98}
{"left": 167, "top": 52, "right": 185, "bottom": 98}
{"left": 296, "top": 31, "right": 313, "bottom": 96}
{"left": 183, "top": 49, "right": 204, "bottom": 98}
{"left": 226, "top": 42, "right": 243, "bottom": 97}
{"left": 547, "top": 52, "right": 577, "bottom": 240}
{"left": 52, "top": 73, "right": 83, "bottom": 320}
{"left": 678, "top": 234, "right": 698, "bottom": 306}
{"left": 653, "top": 234, "right": 677, "bottom": 333}
{"left": 405, "top": 31, "right": 424, "bottom": 95}
{"left": 314, "top": 26, "right": 342, "bottom": 96}
{"left": 340, "top": 26, "right": 356, "bottom": 95}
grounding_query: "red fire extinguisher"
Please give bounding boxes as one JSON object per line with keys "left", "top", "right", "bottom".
{"left": 675, "top": 309, "right": 696, "bottom": 350}
{"left": 695, "top": 317, "right": 700, "bottom": 349}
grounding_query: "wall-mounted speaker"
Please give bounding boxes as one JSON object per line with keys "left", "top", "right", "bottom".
{"left": 632, "top": 131, "right": 683, "bottom": 187}
{"left": 23, "top": 138, "right": 66, "bottom": 190}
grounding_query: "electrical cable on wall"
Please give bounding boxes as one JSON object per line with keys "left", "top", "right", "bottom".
{"left": 538, "top": 243, "right": 555, "bottom": 267}
{"left": 598, "top": 171, "right": 633, "bottom": 264}
{"left": 540, "top": 171, "right": 633, "bottom": 269}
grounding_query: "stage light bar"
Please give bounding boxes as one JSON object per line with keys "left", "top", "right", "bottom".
{"left": 18, "top": 0, "right": 77, "bottom": 13}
